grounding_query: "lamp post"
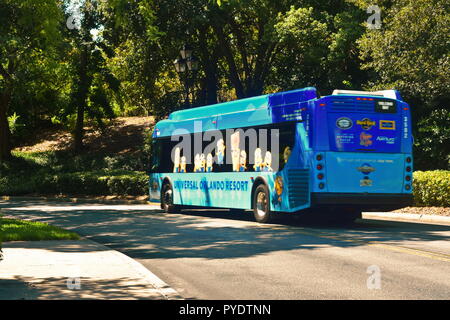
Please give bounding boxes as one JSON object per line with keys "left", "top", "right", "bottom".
{"left": 174, "top": 44, "right": 199, "bottom": 108}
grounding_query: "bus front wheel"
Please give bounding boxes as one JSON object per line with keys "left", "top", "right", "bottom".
{"left": 253, "top": 184, "right": 272, "bottom": 223}
{"left": 161, "top": 182, "right": 180, "bottom": 213}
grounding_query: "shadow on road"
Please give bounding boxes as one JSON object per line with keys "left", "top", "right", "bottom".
{"left": 1, "top": 201, "right": 449, "bottom": 262}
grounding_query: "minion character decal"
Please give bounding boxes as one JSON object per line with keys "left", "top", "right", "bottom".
{"left": 180, "top": 156, "right": 186, "bottom": 173}
{"left": 200, "top": 154, "right": 206, "bottom": 172}
{"left": 216, "top": 139, "right": 226, "bottom": 165}
{"left": 254, "top": 148, "right": 263, "bottom": 172}
{"left": 283, "top": 146, "right": 291, "bottom": 164}
{"left": 194, "top": 154, "right": 201, "bottom": 172}
{"left": 263, "top": 151, "right": 273, "bottom": 172}
{"left": 272, "top": 175, "right": 284, "bottom": 207}
{"left": 230, "top": 131, "right": 241, "bottom": 172}
{"left": 239, "top": 150, "right": 247, "bottom": 172}
{"left": 173, "top": 147, "right": 181, "bottom": 173}
{"left": 206, "top": 153, "right": 213, "bottom": 172}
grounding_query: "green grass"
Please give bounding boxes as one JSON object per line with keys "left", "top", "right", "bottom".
{"left": 0, "top": 217, "right": 80, "bottom": 242}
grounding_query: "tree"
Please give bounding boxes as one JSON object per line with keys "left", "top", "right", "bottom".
{"left": 64, "top": 0, "right": 119, "bottom": 152}
{"left": 0, "top": 0, "right": 62, "bottom": 161}
{"left": 357, "top": 0, "right": 450, "bottom": 116}
{"left": 356, "top": 0, "right": 450, "bottom": 169}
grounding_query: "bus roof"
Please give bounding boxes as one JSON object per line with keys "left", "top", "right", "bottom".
{"left": 332, "top": 89, "right": 403, "bottom": 101}
{"left": 154, "top": 87, "right": 317, "bottom": 137}
{"left": 153, "top": 86, "right": 404, "bottom": 137}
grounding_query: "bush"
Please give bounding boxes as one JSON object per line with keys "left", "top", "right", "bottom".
{"left": 413, "top": 171, "right": 450, "bottom": 207}
{"left": 0, "top": 170, "right": 148, "bottom": 196}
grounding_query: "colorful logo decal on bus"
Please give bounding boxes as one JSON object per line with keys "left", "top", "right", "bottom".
{"left": 376, "top": 136, "right": 396, "bottom": 144}
{"left": 379, "top": 120, "right": 396, "bottom": 130}
{"left": 358, "top": 163, "right": 374, "bottom": 187}
{"left": 357, "top": 163, "right": 376, "bottom": 174}
{"left": 360, "top": 132, "right": 373, "bottom": 147}
{"left": 273, "top": 175, "right": 284, "bottom": 207}
{"left": 357, "top": 118, "right": 376, "bottom": 130}
{"left": 336, "top": 117, "right": 353, "bottom": 130}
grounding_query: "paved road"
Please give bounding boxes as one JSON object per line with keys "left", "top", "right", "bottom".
{"left": 1, "top": 199, "right": 449, "bottom": 299}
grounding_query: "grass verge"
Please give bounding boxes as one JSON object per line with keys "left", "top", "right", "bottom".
{"left": 0, "top": 216, "right": 80, "bottom": 242}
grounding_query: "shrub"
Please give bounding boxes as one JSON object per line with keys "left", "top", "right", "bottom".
{"left": 413, "top": 170, "right": 450, "bottom": 207}
{"left": 0, "top": 170, "right": 148, "bottom": 196}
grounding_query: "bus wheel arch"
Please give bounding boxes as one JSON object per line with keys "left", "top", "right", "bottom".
{"left": 161, "top": 178, "right": 180, "bottom": 213}
{"left": 251, "top": 178, "right": 273, "bottom": 223}
{"left": 250, "top": 177, "right": 268, "bottom": 209}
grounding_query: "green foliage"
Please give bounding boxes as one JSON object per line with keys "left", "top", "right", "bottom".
{"left": 413, "top": 171, "right": 450, "bottom": 207}
{"left": 0, "top": 0, "right": 448, "bottom": 173}
{"left": 0, "top": 151, "right": 149, "bottom": 196}
{"left": 357, "top": 0, "right": 450, "bottom": 108}
{"left": 0, "top": 170, "right": 148, "bottom": 196}
{"left": 0, "top": 217, "right": 80, "bottom": 242}
{"left": 7, "top": 113, "right": 25, "bottom": 136}
{"left": 414, "top": 109, "right": 450, "bottom": 170}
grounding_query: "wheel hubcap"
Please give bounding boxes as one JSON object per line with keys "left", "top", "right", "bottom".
{"left": 163, "top": 188, "right": 172, "bottom": 207}
{"left": 256, "top": 192, "right": 267, "bottom": 217}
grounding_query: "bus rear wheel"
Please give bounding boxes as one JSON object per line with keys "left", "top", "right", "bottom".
{"left": 161, "top": 182, "right": 180, "bottom": 213}
{"left": 253, "top": 184, "right": 272, "bottom": 223}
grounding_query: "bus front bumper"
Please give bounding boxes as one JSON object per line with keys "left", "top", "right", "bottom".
{"left": 311, "top": 192, "right": 413, "bottom": 211}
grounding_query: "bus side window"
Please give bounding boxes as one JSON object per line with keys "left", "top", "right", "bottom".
{"left": 151, "top": 139, "right": 161, "bottom": 173}
{"left": 159, "top": 138, "right": 174, "bottom": 173}
{"left": 278, "top": 124, "right": 295, "bottom": 170}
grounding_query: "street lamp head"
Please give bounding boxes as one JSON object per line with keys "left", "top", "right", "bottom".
{"left": 186, "top": 55, "right": 199, "bottom": 71}
{"left": 180, "top": 44, "right": 193, "bottom": 59}
{"left": 174, "top": 58, "right": 186, "bottom": 73}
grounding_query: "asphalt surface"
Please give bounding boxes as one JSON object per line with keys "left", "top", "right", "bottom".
{"left": 1, "top": 199, "right": 449, "bottom": 300}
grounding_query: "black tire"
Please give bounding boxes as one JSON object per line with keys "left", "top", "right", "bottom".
{"left": 341, "top": 209, "right": 362, "bottom": 223}
{"left": 161, "top": 182, "right": 180, "bottom": 213}
{"left": 253, "top": 184, "right": 272, "bottom": 223}
{"left": 311, "top": 207, "right": 361, "bottom": 225}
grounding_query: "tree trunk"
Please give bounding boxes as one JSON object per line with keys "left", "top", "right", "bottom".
{"left": 197, "top": 27, "right": 218, "bottom": 105}
{"left": 74, "top": 46, "right": 89, "bottom": 153}
{"left": 0, "top": 89, "right": 12, "bottom": 162}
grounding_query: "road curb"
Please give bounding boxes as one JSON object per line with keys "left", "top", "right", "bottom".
{"left": 0, "top": 195, "right": 149, "bottom": 205}
{"left": 80, "top": 238, "right": 183, "bottom": 300}
{"left": 363, "top": 212, "right": 450, "bottom": 225}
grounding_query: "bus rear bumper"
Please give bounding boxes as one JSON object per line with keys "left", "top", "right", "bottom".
{"left": 311, "top": 192, "right": 413, "bottom": 211}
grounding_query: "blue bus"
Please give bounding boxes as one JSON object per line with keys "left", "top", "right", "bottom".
{"left": 149, "top": 87, "right": 413, "bottom": 223}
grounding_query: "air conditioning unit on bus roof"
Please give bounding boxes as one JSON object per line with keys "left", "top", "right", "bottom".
{"left": 332, "top": 89, "right": 399, "bottom": 100}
